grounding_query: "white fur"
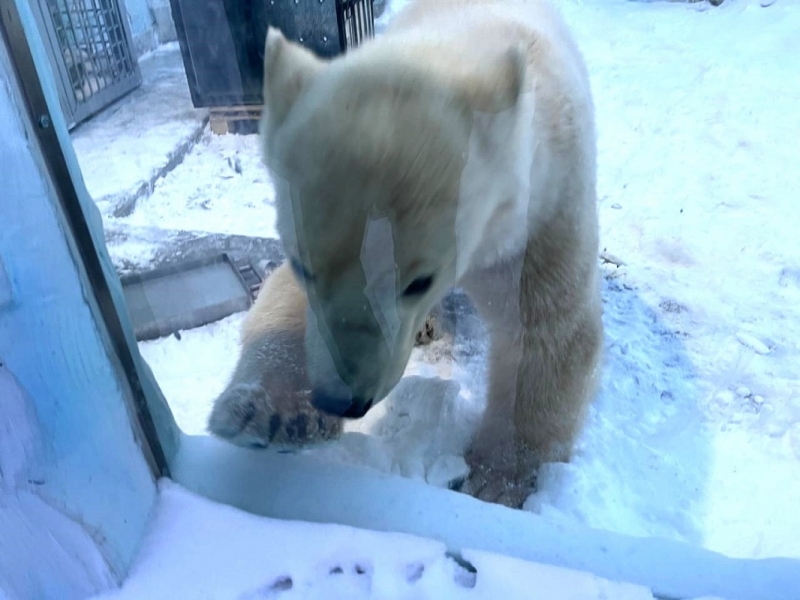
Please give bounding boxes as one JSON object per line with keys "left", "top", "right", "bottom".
{"left": 210, "top": 0, "right": 603, "bottom": 508}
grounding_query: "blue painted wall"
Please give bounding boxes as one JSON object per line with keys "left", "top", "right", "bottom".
{"left": 0, "top": 0, "right": 175, "bottom": 594}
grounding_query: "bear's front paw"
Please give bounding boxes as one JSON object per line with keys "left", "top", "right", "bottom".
{"left": 457, "top": 464, "right": 535, "bottom": 509}
{"left": 458, "top": 441, "right": 538, "bottom": 508}
{"left": 208, "top": 383, "right": 342, "bottom": 450}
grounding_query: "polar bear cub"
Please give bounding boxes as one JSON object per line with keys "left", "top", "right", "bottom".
{"left": 209, "top": 0, "right": 603, "bottom": 507}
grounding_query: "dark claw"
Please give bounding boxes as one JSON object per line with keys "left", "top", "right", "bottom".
{"left": 294, "top": 414, "right": 309, "bottom": 439}
{"left": 448, "top": 475, "right": 466, "bottom": 491}
{"left": 238, "top": 399, "right": 258, "bottom": 432}
{"left": 268, "top": 413, "right": 282, "bottom": 441}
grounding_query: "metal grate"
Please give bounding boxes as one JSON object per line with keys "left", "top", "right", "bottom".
{"left": 31, "top": 0, "right": 142, "bottom": 128}
{"left": 338, "top": 0, "right": 375, "bottom": 51}
{"left": 48, "top": 0, "right": 136, "bottom": 103}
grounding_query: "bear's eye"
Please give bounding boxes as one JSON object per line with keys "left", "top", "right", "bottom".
{"left": 289, "top": 258, "right": 313, "bottom": 282}
{"left": 403, "top": 275, "right": 434, "bottom": 297}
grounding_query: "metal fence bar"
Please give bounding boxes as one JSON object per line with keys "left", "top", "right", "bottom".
{"left": 31, "top": 0, "right": 141, "bottom": 128}
{"left": 336, "top": 0, "right": 375, "bottom": 52}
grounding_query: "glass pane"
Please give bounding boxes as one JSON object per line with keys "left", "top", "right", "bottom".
{"left": 74, "top": 2, "right": 800, "bottom": 557}
{"left": 13, "top": 0, "right": 797, "bottom": 594}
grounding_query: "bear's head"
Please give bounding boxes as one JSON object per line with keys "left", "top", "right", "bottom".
{"left": 258, "top": 27, "right": 529, "bottom": 419}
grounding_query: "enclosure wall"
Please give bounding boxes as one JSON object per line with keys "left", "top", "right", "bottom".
{"left": 0, "top": 3, "right": 167, "bottom": 596}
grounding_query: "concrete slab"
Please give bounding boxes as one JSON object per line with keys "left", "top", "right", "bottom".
{"left": 120, "top": 254, "right": 256, "bottom": 341}
{"left": 102, "top": 222, "right": 284, "bottom": 278}
{"left": 70, "top": 42, "right": 208, "bottom": 218}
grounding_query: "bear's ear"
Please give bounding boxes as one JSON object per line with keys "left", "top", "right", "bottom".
{"left": 262, "top": 27, "right": 326, "bottom": 129}
{"left": 460, "top": 45, "right": 527, "bottom": 114}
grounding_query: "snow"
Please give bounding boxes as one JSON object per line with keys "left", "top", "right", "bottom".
{"left": 1, "top": 365, "right": 116, "bottom": 599}
{"left": 71, "top": 43, "right": 206, "bottom": 215}
{"left": 91, "top": 480, "right": 657, "bottom": 600}
{"left": 87, "top": 0, "right": 800, "bottom": 596}
{"left": 117, "top": 131, "right": 278, "bottom": 238}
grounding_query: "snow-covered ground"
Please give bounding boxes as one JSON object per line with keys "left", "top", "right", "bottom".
{"left": 92, "top": 0, "right": 800, "bottom": 595}
{"left": 118, "top": 131, "right": 278, "bottom": 238}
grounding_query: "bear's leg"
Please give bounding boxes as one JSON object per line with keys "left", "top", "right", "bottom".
{"left": 207, "top": 326, "right": 344, "bottom": 449}
{"left": 207, "top": 262, "right": 343, "bottom": 449}
{"left": 460, "top": 259, "right": 603, "bottom": 507}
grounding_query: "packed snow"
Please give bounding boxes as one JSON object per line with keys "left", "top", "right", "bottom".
{"left": 89, "top": 0, "right": 800, "bottom": 595}
{"left": 90, "top": 480, "right": 659, "bottom": 600}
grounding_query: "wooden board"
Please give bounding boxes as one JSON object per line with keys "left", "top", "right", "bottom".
{"left": 209, "top": 105, "right": 262, "bottom": 135}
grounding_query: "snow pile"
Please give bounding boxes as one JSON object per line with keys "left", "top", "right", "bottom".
{"left": 0, "top": 366, "right": 114, "bottom": 600}
{"left": 91, "top": 480, "right": 657, "bottom": 600}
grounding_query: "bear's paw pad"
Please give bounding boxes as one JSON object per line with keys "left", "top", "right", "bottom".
{"left": 457, "top": 465, "right": 536, "bottom": 509}
{"left": 208, "top": 383, "right": 342, "bottom": 449}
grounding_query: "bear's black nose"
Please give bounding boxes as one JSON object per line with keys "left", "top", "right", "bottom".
{"left": 343, "top": 397, "right": 373, "bottom": 419}
{"left": 311, "top": 390, "right": 373, "bottom": 419}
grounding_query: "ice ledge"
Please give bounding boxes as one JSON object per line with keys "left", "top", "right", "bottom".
{"left": 173, "top": 434, "right": 800, "bottom": 600}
